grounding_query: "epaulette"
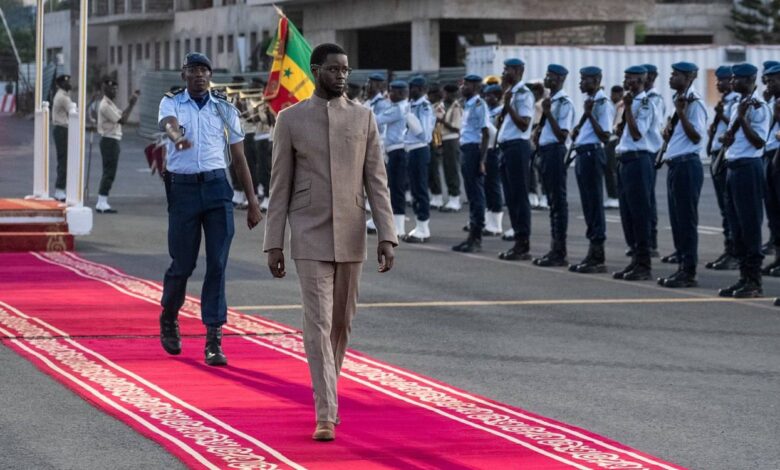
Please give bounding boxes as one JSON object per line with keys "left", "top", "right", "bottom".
{"left": 164, "top": 87, "right": 184, "bottom": 98}
{"left": 210, "top": 89, "right": 228, "bottom": 101}
{"left": 516, "top": 86, "right": 530, "bottom": 94}
{"left": 641, "top": 97, "right": 649, "bottom": 106}
{"left": 594, "top": 97, "right": 607, "bottom": 104}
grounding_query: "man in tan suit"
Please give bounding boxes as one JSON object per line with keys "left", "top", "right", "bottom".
{"left": 264, "top": 43, "right": 397, "bottom": 442}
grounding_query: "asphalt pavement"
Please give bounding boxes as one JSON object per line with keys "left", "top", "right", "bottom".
{"left": 1, "top": 114, "right": 778, "bottom": 470}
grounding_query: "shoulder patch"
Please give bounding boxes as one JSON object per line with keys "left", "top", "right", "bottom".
{"left": 164, "top": 87, "right": 184, "bottom": 98}
{"left": 210, "top": 89, "right": 228, "bottom": 101}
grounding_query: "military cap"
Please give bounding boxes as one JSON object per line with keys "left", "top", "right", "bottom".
{"left": 671, "top": 62, "right": 698, "bottom": 73}
{"left": 763, "top": 60, "right": 780, "bottom": 74}
{"left": 409, "top": 75, "right": 427, "bottom": 87}
{"left": 642, "top": 64, "right": 658, "bottom": 73}
{"left": 504, "top": 58, "right": 525, "bottom": 67}
{"left": 464, "top": 74, "right": 483, "bottom": 83}
{"left": 389, "top": 80, "right": 408, "bottom": 89}
{"left": 624, "top": 65, "right": 648, "bottom": 75}
{"left": 547, "top": 64, "right": 568, "bottom": 76}
{"left": 183, "top": 52, "right": 212, "bottom": 71}
{"left": 765, "top": 64, "right": 780, "bottom": 76}
{"left": 579, "top": 66, "right": 602, "bottom": 76}
{"left": 368, "top": 73, "right": 386, "bottom": 82}
{"left": 732, "top": 63, "right": 758, "bottom": 77}
{"left": 55, "top": 74, "right": 71, "bottom": 84}
{"left": 102, "top": 78, "right": 118, "bottom": 87}
{"left": 483, "top": 84, "right": 503, "bottom": 95}
{"left": 442, "top": 83, "right": 459, "bottom": 93}
{"left": 715, "top": 65, "right": 733, "bottom": 78}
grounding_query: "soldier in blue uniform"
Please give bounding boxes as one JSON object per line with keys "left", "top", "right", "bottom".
{"left": 613, "top": 65, "right": 656, "bottom": 281}
{"left": 760, "top": 65, "right": 780, "bottom": 276}
{"left": 157, "top": 52, "right": 262, "bottom": 366}
{"left": 761, "top": 60, "right": 780, "bottom": 255}
{"left": 642, "top": 64, "right": 664, "bottom": 259}
{"left": 496, "top": 58, "right": 536, "bottom": 261}
{"left": 364, "top": 73, "right": 390, "bottom": 116}
{"left": 532, "top": 64, "right": 574, "bottom": 267}
{"left": 705, "top": 65, "right": 741, "bottom": 271}
{"left": 569, "top": 66, "right": 614, "bottom": 274}
{"left": 717, "top": 63, "right": 770, "bottom": 298}
{"left": 452, "top": 74, "right": 490, "bottom": 253}
{"left": 657, "top": 62, "right": 707, "bottom": 288}
{"left": 402, "top": 76, "right": 436, "bottom": 243}
{"left": 376, "top": 80, "right": 410, "bottom": 237}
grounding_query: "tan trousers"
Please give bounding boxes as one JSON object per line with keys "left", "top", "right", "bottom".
{"left": 294, "top": 259, "right": 363, "bottom": 423}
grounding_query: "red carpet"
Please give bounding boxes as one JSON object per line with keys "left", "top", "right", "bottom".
{"left": 0, "top": 199, "right": 73, "bottom": 252}
{"left": 0, "top": 252, "right": 685, "bottom": 469}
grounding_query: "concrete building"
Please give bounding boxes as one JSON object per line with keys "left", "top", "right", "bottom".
{"left": 644, "top": 0, "right": 734, "bottom": 45}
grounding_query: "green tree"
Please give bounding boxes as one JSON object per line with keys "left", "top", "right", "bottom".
{"left": 767, "top": 0, "right": 780, "bottom": 43}
{"left": 0, "top": 0, "right": 35, "bottom": 62}
{"left": 728, "top": 0, "right": 772, "bottom": 44}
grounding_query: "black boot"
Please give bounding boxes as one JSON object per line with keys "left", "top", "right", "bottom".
{"left": 732, "top": 269, "right": 763, "bottom": 298}
{"left": 710, "top": 252, "right": 739, "bottom": 270}
{"left": 718, "top": 268, "right": 747, "bottom": 297}
{"left": 622, "top": 256, "right": 652, "bottom": 281}
{"left": 570, "top": 244, "right": 607, "bottom": 273}
{"left": 160, "top": 310, "right": 181, "bottom": 355}
{"left": 533, "top": 240, "right": 567, "bottom": 267}
{"left": 498, "top": 238, "right": 531, "bottom": 261}
{"left": 658, "top": 266, "right": 698, "bottom": 288}
{"left": 661, "top": 252, "right": 680, "bottom": 264}
{"left": 761, "top": 250, "right": 780, "bottom": 275}
{"left": 205, "top": 326, "right": 228, "bottom": 366}
{"left": 761, "top": 240, "right": 775, "bottom": 256}
{"left": 613, "top": 261, "right": 637, "bottom": 279}
{"left": 453, "top": 229, "right": 482, "bottom": 253}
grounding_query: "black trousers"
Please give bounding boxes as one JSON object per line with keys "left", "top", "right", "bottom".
{"left": 53, "top": 125, "right": 68, "bottom": 190}
{"left": 725, "top": 158, "right": 765, "bottom": 274}
{"left": 537, "top": 143, "right": 568, "bottom": 244}
{"left": 617, "top": 151, "right": 654, "bottom": 263}
{"left": 499, "top": 139, "right": 532, "bottom": 240}
{"left": 98, "top": 137, "right": 120, "bottom": 196}
{"left": 710, "top": 150, "right": 733, "bottom": 253}
{"left": 667, "top": 155, "right": 703, "bottom": 270}
{"left": 574, "top": 144, "right": 606, "bottom": 244}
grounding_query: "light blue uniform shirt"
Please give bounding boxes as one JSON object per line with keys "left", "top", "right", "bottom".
{"left": 376, "top": 99, "right": 408, "bottom": 151}
{"left": 766, "top": 97, "right": 779, "bottom": 152}
{"left": 574, "top": 89, "right": 614, "bottom": 147}
{"left": 665, "top": 89, "right": 708, "bottom": 159}
{"left": 616, "top": 91, "right": 654, "bottom": 154}
{"left": 497, "top": 81, "right": 535, "bottom": 143}
{"left": 460, "top": 95, "right": 490, "bottom": 145}
{"left": 538, "top": 89, "right": 575, "bottom": 146}
{"left": 158, "top": 89, "right": 243, "bottom": 174}
{"left": 645, "top": 88, "right": 666, "bottom": 153}
{"left": 711, "top": 91, "right": 741, "bottom": 153}
{"left": 726, "top": 90, "right": 770, "bottom": 160}
{"left": 365, "top": 93, "right": 391, "bottom": 116}
{"left": 404, "top": 96, "right": 435, "bottom": 150}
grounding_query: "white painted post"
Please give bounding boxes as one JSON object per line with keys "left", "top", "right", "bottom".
{"left": 29, "top": 101, "right": 50, "bottom": 199}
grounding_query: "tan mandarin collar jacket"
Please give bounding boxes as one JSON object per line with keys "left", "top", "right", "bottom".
{"left": 263, "top": 93, "right": 398, "bottom": 262}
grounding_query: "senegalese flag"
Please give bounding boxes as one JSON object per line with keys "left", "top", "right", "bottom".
{"left": 263, "top": 11, "right": 315, "bottom": 114}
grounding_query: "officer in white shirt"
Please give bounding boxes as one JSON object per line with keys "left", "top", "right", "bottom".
{"left": 375, "top": 80, "right": 410, "bottom": 236}
{"left": 531, "top": 64, "right": 574, "bottom": 267}
{"left": 717, "top": 63, "right": 771, "bottom": 298}
{"left": 656, "top": 62, "right": 707, "bottom": 288}
{"left": 51, "top": 75, "right": 73, "bottom": 201}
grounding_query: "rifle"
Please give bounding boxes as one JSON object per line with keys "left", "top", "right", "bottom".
{"left": 655, "top": 83, "right": 697, "bottom": 170}
{"left": 564, "top": 98, "right": 593, "bottom": 169}
{"left": 711, "top": 89, "right": 761, "bottom": 177}
{"left": 706, "top": 96, "right": 727, "bottom": 156}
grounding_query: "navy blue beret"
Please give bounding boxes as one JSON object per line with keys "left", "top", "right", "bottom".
{"left": 579, "top": 66, "right": 602, "bottom": 76}
{"left": 389, "top": 80, "right": 408, "bottom": 89}
{"left": 504, "top": 58, "right": 525, "bottom": 67}
{"left": 184, "top": 52, "right": 212, "bottom": 71}
{"left": 763, "top": 61, "right": 780, "bottom": 73}
{"left": 715, "top": 65, "right": 733, "bottom": 78}
{"left": 732, "top": 63, "right": 758, "bottom": 77}
{"left": 547, "top": 64, "right": 568, "bottom": 76}
{"left": 463, "top": 74, "right": 483, "bottom": 83}
{"left": 368, "top": 73, "right": 386, "bottom": 82}
{"left": 642, "top": 64, "right": 658, "bottom": 73}
{"left": 625, "top": 65, "right": 648, "bottom": 75}
{"left": 409, "top": 76, "right": 427, "bottom": 87}
{"left": 765, "top": 64, "right": 780, "bottom": 76}
{"left": 671, "top": 62, "right": 698, "bottom": 73}
{"left": 483, "top": 84, "right": 503, "bottom": 94}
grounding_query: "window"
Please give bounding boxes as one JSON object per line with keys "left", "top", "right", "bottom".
{"left": 227, "top": 34, "right": 234, "bottom": 53}
{"left": 175, "top": 39, "right": 181, "bottom": 68}
{"left": 195, "top": 37, "right": 201, "bottom": 52}
{"left": 164, "top": 41, "right": 170, "bottom": 69}
{"left": 110, "top": 46, "right": 115, "bottom": 64}
{"left": 206, "top": 37, "right": 212, "bottom": 58}
{"left": 136, "top": 43, "right": 142, "bottom": 61}
{"left": 118, "top": 45, "right": 123, "bottom": 64}
{"left": 155, "top": 42, "right": 161, "bottom": 71}
{"left": 184, "top": 39, "right": 191, "bottom": 54}
{"left": 218, "top": 35, "right": 224, "bottom": 53}
{"left": 145, "top": 42, "right": 150, "bottom": 59}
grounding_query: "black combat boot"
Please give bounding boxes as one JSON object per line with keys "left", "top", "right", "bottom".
{"left": 498, "top": 237, "right": 531, "bottom": 261}
{"left": 761, "top": 249, "right": 780, "bottom": 275}
{"left": 732, "top": 269, "right": 762, "bottom": 298}
{"left": 622, "top": 255, "right": 652, "bottom": 281}
{"left": 570, "top": 244, "right": 607, "bottom": 273}
{"left": 660, "top": 252, "right": 680, "bottom": 264}
{"left": 718, "top": 268, "right": 747, "bottom": 297}
{"left": 658, "top": 266, "right": 698, "bottom": 288}
{"left": 205, "top": 326, "right": 228, "bottom": 366}
{"left": 159, "top": 310, "right": 181, "bottom": 355}
{"left": 533, "top": 240, "right": 567, "bottom": 267}
{"left": 453, "top": 228, "right": 482, "bottom": 253}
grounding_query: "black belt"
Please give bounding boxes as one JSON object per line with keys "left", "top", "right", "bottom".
{"left": 665, "top": 153, "right": 700, "bottom": 165}
{"left": 617, "top": 150, "right": 650, "bottom": 161}
{"left": 575, "top": 143, "right": 602, "bottom": 152}
{"left": 169, "top": 169, "right": 226, "bottom": 183}
{"left": 538, "top": 143, "right": 566, "bottom": 151}
{"left": 498, "top": 138, "right": 528, "bottom": 148}
{"left": 726, "top": 157, "right": 761, "bottom": 169}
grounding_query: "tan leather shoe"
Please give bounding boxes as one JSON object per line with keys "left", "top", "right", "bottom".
{"left": 312, "top": 421, "right": 335, "bottom": 441}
